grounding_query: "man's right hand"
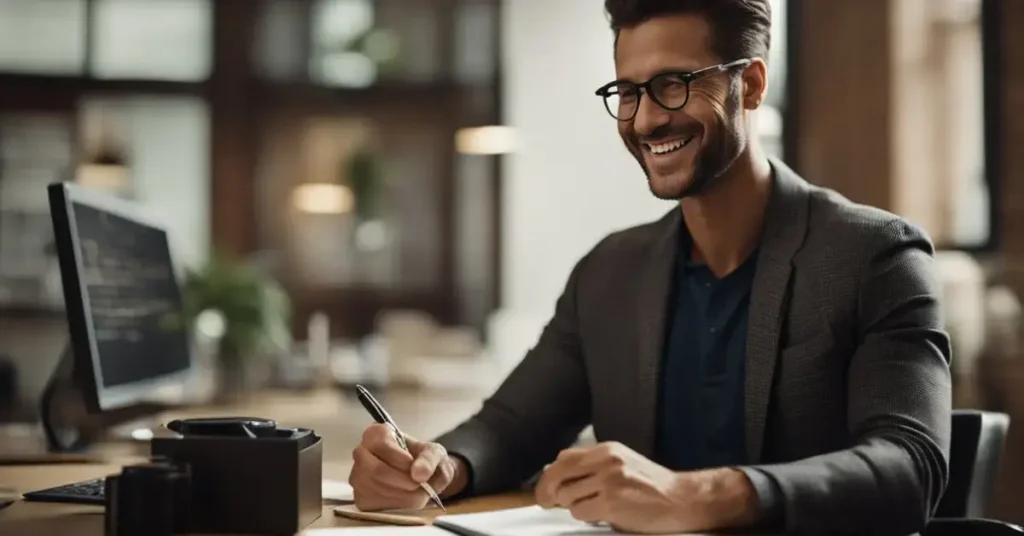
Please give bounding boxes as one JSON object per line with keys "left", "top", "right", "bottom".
{"left": 349, "top": 423, "right": 468, "bottom": 511}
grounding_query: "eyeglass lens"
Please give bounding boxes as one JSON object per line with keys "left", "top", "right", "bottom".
{"left": 604, "top": 73, "right": 690, "bottom": 120}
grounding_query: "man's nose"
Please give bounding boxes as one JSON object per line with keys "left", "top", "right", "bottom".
{"left": 632, "top": 94, "right": 671, "bottom": 136}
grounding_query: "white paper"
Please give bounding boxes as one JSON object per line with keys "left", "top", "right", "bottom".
{"left": 322, "top": 479, "right": 354, "bottom": 502}
{"left": 302, "top": 527, "right": 447, "bottom": 535}
{"left": 435, "top": 506, "right": 713, "bottom": 536}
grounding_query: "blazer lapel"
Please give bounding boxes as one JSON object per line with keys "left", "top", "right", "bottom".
{"left": 745, "top": 158, "right": 811, "bottom": 463}
{"left": 633, "top": 209, "right": 681, "bottom": 458}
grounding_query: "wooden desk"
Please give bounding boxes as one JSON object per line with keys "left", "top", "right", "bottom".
{"left": 0, "top": 386, "right": 509, "bottom": 534}
{"left": 0, "top": 460, "right": 534, "bottom": 535}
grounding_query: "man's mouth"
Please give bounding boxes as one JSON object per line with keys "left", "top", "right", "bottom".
{"left": 644, "top": 135, "right": 696, "bottom": 155}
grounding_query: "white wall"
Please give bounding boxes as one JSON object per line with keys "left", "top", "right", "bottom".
{"left": 491, "top": 1, "right": 673, "bottom": 366}
{"left": 500, "top": 0, "right": 673, "bottom": 317}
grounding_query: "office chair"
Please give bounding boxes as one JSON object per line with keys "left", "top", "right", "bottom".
{"left": 924, "top": 410, "right": 1018, "bottom": 536}
{"left": 935, "top": 410, "right": 1010, "bottom": 518}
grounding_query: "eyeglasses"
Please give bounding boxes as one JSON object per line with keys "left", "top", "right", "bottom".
{"left": 595, "top": 58, "right": 753, "bottom": 121}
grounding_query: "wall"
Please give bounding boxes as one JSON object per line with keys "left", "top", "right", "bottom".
{"left": 491, "top": 0, "right": 673, "bottom": 364}
{"left": 499, "top": 0, "right": 673, "bottom": 316}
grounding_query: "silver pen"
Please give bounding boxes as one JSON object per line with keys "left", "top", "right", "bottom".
{"left": 356, "top": 385, "right": 446, "bottom": 512}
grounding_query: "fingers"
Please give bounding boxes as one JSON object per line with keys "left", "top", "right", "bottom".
{"left": 426, "top": 455, "right": 457, "bottom": 493}
{"left": 537, "top": 444, "right": 627, "bottom": 508}
{"left": 568, "top": 494, "right": 608, "bottom": 525}
{"left": 535, "top": 466, "right": 560, "bottom": 508}
{"left": 350, "top": 424, "right": 430, "bottom": 511}
{"left": 553, "top": 473, "right": 603, "bottom": 508}
{"left": 363, "top": 423, "right": 415, "bottom": 472}
{"left": 536, "top": 448, "right": 597, "bottom": 507}
{"left": 409, "top": 441, "right": 448, "bottom": 483}
{"left": 352, "top": 445, "right": 421, "bottom": 492}
{"left": 350, "top": 446, "right": 428, "bottom": 511}
{"left": 353, "top": 483, "right": 428, "bottom": 512}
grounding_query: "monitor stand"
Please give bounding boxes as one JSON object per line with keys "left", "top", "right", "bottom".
{"left": 39, "top": 344, "right": 167, "bottom": 453}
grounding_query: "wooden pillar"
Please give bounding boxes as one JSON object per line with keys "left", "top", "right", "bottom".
{"left": 791, "top": 0, "right": 894, "bottom": 211}
{"left": 1000, "top": 0, "right": 1024, "bottom": 291}
{"left": 209, "top": 0, "right": 259, "bottom": 257}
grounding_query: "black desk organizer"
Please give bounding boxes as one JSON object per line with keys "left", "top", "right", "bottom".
{"left": 151, "top": 419, "right": 322, "bottom": 535}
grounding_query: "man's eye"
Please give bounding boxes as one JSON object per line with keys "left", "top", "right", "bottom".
{"left": 617, "top": 86, "right": 640, "bottom": 99}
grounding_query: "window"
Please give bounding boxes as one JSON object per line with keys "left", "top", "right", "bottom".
{"left": 891, "top": 0, "right": 990, "bottom": 249}
{"left": 255, "top": 0, "right": 503, "bottom": 335}
{"left": 78, "top": 96, "right": 212, "bottom": 269}
{"left": 90, "top": 0, "right": 213, "bottom": 81}
{"left": 760, "top": 0, "right": 787, "bottom": 160}
{"left": 942, "top": 0, "right": 989, "bottom": 248}
{"left": 310, "top": 0, "right": 443, "bottom": 87}
{"left": 0, "top": 0, "right": 87, "bottom": 75}
{"left": 257, "top": 113, "right": 443, "bottom": 290}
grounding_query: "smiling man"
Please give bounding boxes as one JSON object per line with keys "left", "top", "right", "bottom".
{"left": 347, "top": 1, "right": 952, "bottom": 534}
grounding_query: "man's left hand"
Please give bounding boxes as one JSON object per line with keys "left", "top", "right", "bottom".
{"left": 534, "top": 442, "right": 759, "bottom": 534}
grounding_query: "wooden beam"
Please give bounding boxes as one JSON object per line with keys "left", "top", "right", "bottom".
{"left": 209, "top": 0, "right": 259, "bottom": 258}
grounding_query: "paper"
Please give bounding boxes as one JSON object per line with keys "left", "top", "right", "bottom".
{"left": 322, "top": 479, "right": 354, "bottom": 502}
{"left": 302, "top": 526, "right": 447, "bottom": 535}
{"left": 434, "top": 506, "right": 711, "bottom": 535}
{"left": 435, "top": 506, "right": 619, "bottom": 535}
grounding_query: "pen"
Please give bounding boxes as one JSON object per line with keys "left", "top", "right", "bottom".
{"left": 355, "top": 384, "right": 446, "bottom": 512}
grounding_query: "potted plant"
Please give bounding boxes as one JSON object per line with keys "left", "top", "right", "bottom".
{"left": 346, "top": 147, "right": 384, "bottom": 222}
{"left": 164, "top": 254, "right": 292, "bottom": 402}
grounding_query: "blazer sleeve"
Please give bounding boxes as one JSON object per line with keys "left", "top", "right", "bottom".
{"left": 434, "top": 253, "right": 594, "bottom": 497}
{"left": 748, "top": 219, "right": 952, "bottom": 535}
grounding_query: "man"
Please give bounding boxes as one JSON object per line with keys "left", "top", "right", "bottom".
{"left": 348, "top": 0, "right": 952, "bottom": 533}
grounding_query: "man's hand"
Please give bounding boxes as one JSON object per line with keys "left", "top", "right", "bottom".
{"left": 535, "top": 442, "right": 759, "bottom": 534}
{"left": 349, "top": 424, "right": 469, "bottom": 511}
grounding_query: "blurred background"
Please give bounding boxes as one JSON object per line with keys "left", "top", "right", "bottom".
{"left": 0, "top": 0, "right": 1022, "bottom": 523}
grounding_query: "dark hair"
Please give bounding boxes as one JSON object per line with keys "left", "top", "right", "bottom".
{"left": 605, "top": 0, "right": 772, "bottom": 63}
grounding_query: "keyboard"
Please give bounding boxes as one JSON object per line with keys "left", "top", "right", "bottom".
{"left": 22, "top": 478, "right": 105, "bottom": 505}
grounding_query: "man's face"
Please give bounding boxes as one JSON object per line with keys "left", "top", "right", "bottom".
{"left": 614, "top": 14, "right": 753, "bottom": 200}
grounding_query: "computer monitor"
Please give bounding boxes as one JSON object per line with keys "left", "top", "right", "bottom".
{"left": 47, "top": 182, "right": 192, "bottom": 413}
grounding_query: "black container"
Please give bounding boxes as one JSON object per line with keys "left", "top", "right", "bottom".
{"left": 104, "top": 459, "right": 192, "bottom": 536}
{"left": 151, "top": 427, "right": 322, "bottom": 535}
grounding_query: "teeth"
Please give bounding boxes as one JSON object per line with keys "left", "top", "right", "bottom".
{"left": 648, "top": 136, "right": 693, "bottom": 155}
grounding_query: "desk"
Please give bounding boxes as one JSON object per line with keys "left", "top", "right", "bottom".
{"left": 0, "top": 461, "right": 534, "bottom": 535}
{"left": 0, "top": 386, "right": 509, "bottom": 534}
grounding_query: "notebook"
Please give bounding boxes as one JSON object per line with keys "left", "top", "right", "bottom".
{"left": 325, "top": 505, "right": 713, "bottom": 535}
{"left": 322, "top": 479, "right": 354, "bottom": 502}
{"left": 433, "top": 506, "right": 629, "bottom": 536}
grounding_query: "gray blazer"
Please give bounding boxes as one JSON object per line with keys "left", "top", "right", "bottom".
{"left": 436, "top": 159, "right": 952, "bottom": 534}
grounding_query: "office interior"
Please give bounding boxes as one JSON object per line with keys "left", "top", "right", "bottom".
{"left": 1, "top": 0, "right": 1023, "bottom": 529}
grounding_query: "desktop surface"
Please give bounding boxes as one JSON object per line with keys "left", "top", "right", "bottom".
{"left": 1, "top": 387, "right": 491, "bottom": 534}
{"left": 0, "top": 460, "right": 534, "bottom": 535}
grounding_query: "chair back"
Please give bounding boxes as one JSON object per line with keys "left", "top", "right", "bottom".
{"left": 935, "top": 410, "right": 1010, "bottom": 518}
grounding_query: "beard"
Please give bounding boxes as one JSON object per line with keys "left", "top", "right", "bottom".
{"left": 636, "top": 78, "right": 747, "bottom": 200}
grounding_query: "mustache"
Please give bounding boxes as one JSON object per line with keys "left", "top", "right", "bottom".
{"left": 635, "top": 125, "right": 703, "bottom": 144}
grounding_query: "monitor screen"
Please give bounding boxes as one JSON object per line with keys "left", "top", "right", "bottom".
{"left": 71, "top": 201, "right": 190, "bottom": 389}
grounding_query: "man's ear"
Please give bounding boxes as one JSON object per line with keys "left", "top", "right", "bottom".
{"left": 741, "top": 58, "right": 769, "bottom": 110}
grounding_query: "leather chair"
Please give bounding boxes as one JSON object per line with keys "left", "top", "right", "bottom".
{"left": 935, "top": 410, "right": 1010, "bottom": 518}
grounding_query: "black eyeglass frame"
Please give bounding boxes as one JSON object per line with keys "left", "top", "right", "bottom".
{"left": 594, "top": 58, "right": 754, "bottom": 121}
